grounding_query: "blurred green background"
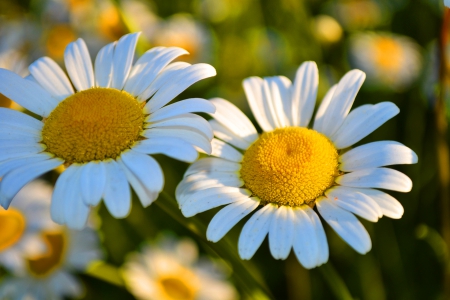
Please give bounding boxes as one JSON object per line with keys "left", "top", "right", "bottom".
{"left": 0, "top": 0, "right": 448, "bottom": 299}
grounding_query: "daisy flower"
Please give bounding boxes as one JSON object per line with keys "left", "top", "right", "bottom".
{"left": 348, "top": 32, "right": 422, "bottom": 91}
{"left": 0, "top": 181, "right": 102, "bottom": 300}
{"left": 0, "top": 32, "right": 216, "bottom": 229}
{"left": 123, "top": 235, "right": 238, "bottom": 300}
{"left": 176, "top": 62, "right": 417, "bottom": 269}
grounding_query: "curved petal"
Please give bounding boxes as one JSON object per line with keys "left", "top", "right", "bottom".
{"left": 267, "top": 76, "right": 292, "bottom": 127}
{"left": 315, "top": 70, "right": 366, "bottom": 138}
{"left": 336, "top": 167, "right": 413, "bottom": 192}
{"left": 143, "top": 127, "right": 212, "bottom": 154}
{"left": 332, "top": 102, "right": 400, "bottom": 149}
{"left": 353, "top": 188, "right": 404, "bottom": 219}
{"left": 291, "top": 61, "right": 318, "bottom": 127}
{"left": 29, "top": 56, "right": 74, "bottom": 101}
{"left": 313, "top": 84, "right": 337, "bottom": 132}
{"left": 119, "top": 150, "right": 164, "bottom": 207}
{"left": 144, "top": 63, "right": 216, "bottom": 113}
{"left": 147, "top": 113, "right": 213, "bottom": 140}
{"left": 133, "top": 137, "right": 198, "bottom": 163}
{"left": 0, "top": 108, "right": 43, "bottom": 131}
{"left": 0, "top": 158, "right": 63, "bottom": 209}
{"left": 64, "top": 165, "right": 90, "bottom": 229}
{"left": 124, "top": 47, "right": 188, "bottom": 96}
{"left": 148, "top": 98, "right": 215, "bottom": 122}
{"left": 102, "top": 160, "right": 131, "bottom": 218}
{"left": 51, "top": 164, "right": 79, "bottom": 224}
{"left": 209, "top": 120, "right": 251, "bottom": 150}
{"left": 94, "top": 42, "right": 115, "bottom": 88}
{"left": 316, "top": 197, "right": 371, "bottom": 254}
{"left": 211, "top": 139, "right": 243, "bottom": 162}
{"left": 302, "top": 206, "right": 329, "bottom": 266}
{"left": 184, "top": 157, "right": 241, "bottom": 177}
{"left": 269, "top": 206, "right": 295, "bottom": 260}
{"left": 206, "top": 198, "right": 259, "bottom": 242}
{"left": 178, "top": 186, "right": 249, "bottom": 208}
{"left": 111, "top": 32, "right": 141, "bottom": 90}
{"left": 0, "top": 153, "right": 52, "bottom": 178}
{"left": 239, "top": 204, "right": 276, "bottom": 259}
{"left": 242, "top": 77, "right": 275, "bottom": 132}
{"left": 79, "top": 161, "right": 106, "bottom": 206}
{"left": 0, "top": 69, "right": 57, "bottom": 117}
{"left": 209, "top": 98, "right": 258, "bottom": 143}
{"left": 0, "top": 143, "right": 45, "bottom": 163}
{"left": 64, "top": 38, "right": 94, "bottom": 91}
{"left": 339, "top": 141, "right": 418, "bottom": 171}
{"left": 292, "top": 207, "right": 320, "bottom": 269}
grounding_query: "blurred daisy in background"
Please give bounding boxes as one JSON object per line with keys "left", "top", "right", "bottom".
{"left": 312, "top": 15, "right": 343, "bottom": 45}
{"left": 0, "top": 32, "right": 216, "bottom": 229}
{"left": 177, "top": 62, "right": 417, "bottom": 269}
{"left": 123, "top": 235, "right": 238, "bottom": 300}
{"left": 349, "top": 32, "right": 422, "bottom": 91}
{"left": 0, "top": 180, "right": 102, "bottom": 300}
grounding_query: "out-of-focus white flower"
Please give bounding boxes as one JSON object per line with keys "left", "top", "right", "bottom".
{"left": 313, "top": 15, "right": 343, "bottom": 45}
{"left": 445, "top": 0, "right": 450, "bottom": 8}
{"left": 123, "top": 236, "right": 238, "bottom": 300}
{"left": 349, "top": 32, "right": 422, "bottom": 90}
{"left": 328, "top": 0, "right": 386, "bottom": 30}
{"left": 0, "top": 180, "right": 103, "bottom": 300}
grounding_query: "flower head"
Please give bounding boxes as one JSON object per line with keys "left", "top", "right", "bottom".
{"left": 0, "top": 180, "right": 102, "bottom": 300}
{"left": 0, "top": 32, "right": 216, "bottom": 229}
{"left": 176, "top": 62, "right": 417, "bottom": 268}
{"left": 123, "top": 235, "right": 238, "bottom": 300}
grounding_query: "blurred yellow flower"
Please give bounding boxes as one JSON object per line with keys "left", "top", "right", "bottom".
{"left": 313, "top": 15, "right": 343, "bottom": 45}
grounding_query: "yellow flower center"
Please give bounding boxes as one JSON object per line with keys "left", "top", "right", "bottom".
{"left": 41, "top": 88, "right": 145, "bottom": 164}
{"left": 374, "top": 37, "right": 403, "bottom": 72}
{"left": 160, "top": 276, "right": 197, "bottom": 300}
{"left": 0, "top": 208, "right": 26, "bottom": 251}
{"left": 241, "top": 127, "right": 339, "bottom": 207}
{"left": 26, "top": 231, "right": 66, "bottom": 277}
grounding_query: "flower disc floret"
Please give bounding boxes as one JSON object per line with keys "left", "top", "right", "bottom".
{"left": 241, "top": 127, "right": 339, "bottom": 206}
{"left": 41, "top": 88, "right": 145, "bottom": 164}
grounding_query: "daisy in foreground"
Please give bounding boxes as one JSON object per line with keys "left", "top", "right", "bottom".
{"left": 176, "top": 62, "right": 418, "bottom": 268}
{"left": 0, "top": 32, "right": 216, "bottom": 229}
{"left": 0, "top": 180, "right": 102, "bottom": 300}
{"left": 123, "top": 235, "right": 238, "bottom": 300}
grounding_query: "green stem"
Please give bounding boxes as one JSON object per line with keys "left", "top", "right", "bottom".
{"left": 319, "top": 263, "right": 353, "bottom": 300}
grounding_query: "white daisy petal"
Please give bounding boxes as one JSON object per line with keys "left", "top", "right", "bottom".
{"left": 317, "top": 198, "right": 371, "bottom": 254}
{"left": 325, "top": 186, "right": 382, "bottom": 222}
{"left": 239, "top": 204, "right": 276, "bottom": 260}
{"left": 339, "top": 141, "right": 418, "bottom": 171}
{"left": 51, "top": 165, "right": 79, "bottom": 224}
{"left": 103, "top": 160, "right": 132, "bottom": 218}
{"left": 64, "top": 38, "right": 95, "bottom": 91}
{"left": 313, "top": 84, "right": 338, "bottom": 132}
{"left": 209, "top": 120, "right": 250, "bottom": 150}
{"left": 269, "top": 206, "right": 295, "bottom": 260}
{"left": 209, "top": 98, "right": 258, "bottom": 143}
{"left": 145, "top": 63, "right": 216, "bottom": 113}
{"left": 336, "top": 167, "right": 413, "bottom": 192}
{"left": 184, "top": 157, "right": 241, "bottom": 177}
{"left": 267, "top": 76, "right": 292, "bottom": 127}
{"left": 79, "top": 161, "right": 106, "bottom": 206}
{"left": 0, "top": 69, "right": 56, "bottom": 117}
{"left": 133, "top": 137, "right": 198, "bottom": 163}
{"left": 124, "top": 47, "right": 188, "bottom": 96}
{"left": 291, "top": 61, "right": 319, "bottom": 127}
{"left": 292, "top": 207, "right": 320, "bottom": 269}
{"left": 148, "top": 98, "right": 216, "bottom": 122}
{"left": 111, "top": 32, "right": 141, "bottom": 90}
{"left": 94, "top": 42, "right": 115, "bottom": 88}
{"left": 29, "top": 56, "right": 74, "bottom": 101}
{"left": 302, "top": 206, "right": 329, "bottom": 265}
{"left": 211, "top": 139, "right": 243, "bottom": 162}
{"left": 119, "top": 150, "right": 164, "bottom": 207}
{"left": 147, "top": 113, "right": 213, "bottom": 140}
{"left": 206, "top": 198, "right": 259, "bottom": 242}
{"left": 64, "top": 165, "right": 91, "bottom": 229}
{"left": 0, "top": 143, "right": 45, "bottom": 163}
{"left": 332, "top": 102, "right": 400, "bottom": 149}
{"left": 143, "top": 127, "right": 212, "bottom": 154}
{"left": 353, "top": 188, "right": 404, "bottom": 219}
{"left": 316, "top": 70, "right": 366, "bottom": 137}
{"left": 138, "top": 62, "right": 191, "bottom": 101}
{"left": 0, "top": 153, "right": 52, "bottom": 178}
{"left": 181, "top": 188, "right": 251, "bottom": 217}
{"left": 0, "top": 158, "right": 63, "bottom": 209}
{"left": 263, "top": 78, "right": 287, "bottom": 128}
{"left": 0, "top": 108, "right": 43, "bottom": 131}
{"left": 243, "top": 76, "right": 274, "bottom": 132}
{"left": 178, "top": 186, "right": 249, "bottom": 209}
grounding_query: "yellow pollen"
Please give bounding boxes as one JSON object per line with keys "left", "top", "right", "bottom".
{"left": 26, "top": 231, "right": 66, "bottom": 277}
{"left": 241, "top": 127, "right": 339, "bottom": 207}
{"left": 41, "top": 88, "right": 145, "bottom": 164}
{"left": 160, "top": 276, "right": 197, "bottom": 300}
{"left": 374, "top": 37, "right": 403, "bottom": 71}
{"left": 0, "top": 208, "right": 26, "bottom": 251}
